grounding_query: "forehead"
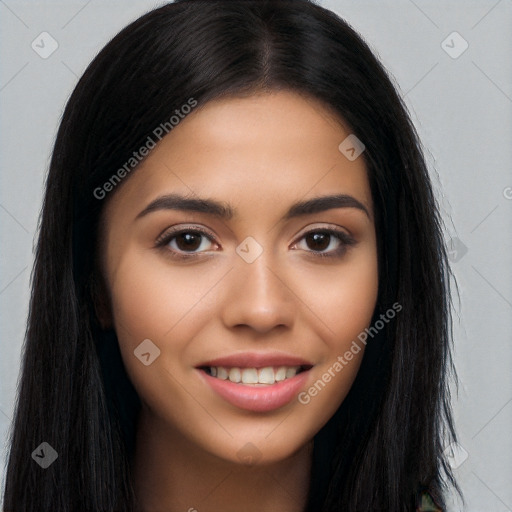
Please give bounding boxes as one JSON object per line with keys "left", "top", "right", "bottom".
{"left": 103, "top": 90, "right": 373, "bottom": 223}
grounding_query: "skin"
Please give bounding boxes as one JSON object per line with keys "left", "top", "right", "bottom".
{"left": 98, "top": 90, "right": 379, "bottom": 512}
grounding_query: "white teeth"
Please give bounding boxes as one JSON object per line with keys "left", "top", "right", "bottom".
{"left": 207, "top": 365, "right": 302, "bottom": 384}
{"left": 217, "top": 367, "right": 228, "bottom": 380}
{"left": 275, "top": 366, "right": 287, "bottom": 382}
{"left": 286, "top": 367, "right": 298, "bottom": 378}
{"left": 228, "top": 367, "right": 241, "bottom": 383}
{"left": 241, "top": 368, "right": 259, "bottom": 384}
{"left": 258, "top": 367, "right": 275, "bottom": 384}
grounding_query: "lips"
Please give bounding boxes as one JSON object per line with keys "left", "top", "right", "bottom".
{"left": 196, "top": 352, "right": 313, "bottom": 369}
{"left": 195, "top": 352, "right": 314, "bottom": 412}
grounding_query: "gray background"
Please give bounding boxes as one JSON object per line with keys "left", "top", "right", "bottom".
{"left": 1, "top": 1, "right": 511, "bottom": 510}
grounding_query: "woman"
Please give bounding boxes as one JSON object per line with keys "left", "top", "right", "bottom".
{"left": 2, "top": 0, "right": 460, "bottom": 510}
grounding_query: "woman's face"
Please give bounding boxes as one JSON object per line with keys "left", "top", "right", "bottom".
{"left": 99, "top": 90, "right": 378, "bottom": 464}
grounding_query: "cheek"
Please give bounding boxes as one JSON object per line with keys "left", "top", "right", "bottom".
{"left": 105, "top": 250, "right": 228, "bottom": 401}
{"left": 105, "top": 252, "right": 221, "bottom": 414}
{"left": 295, "top": 244, "right": 379, "bottom": 351}
{"left": 107, "top": 250, "right": 220, "bottom": 343}
{"left": 292, "top": 246, "right": 378, "bottom": 420}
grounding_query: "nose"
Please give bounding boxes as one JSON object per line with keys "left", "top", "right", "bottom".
{"left": 220, "top": 249, "right": 296, "bottom": 335}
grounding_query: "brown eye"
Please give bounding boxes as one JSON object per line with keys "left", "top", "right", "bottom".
{"left": 174, "top": 232, "right": 204, "bottom": 252}
{"left": 295, "top": 228, "right": 357, "bottom": 259}
{"left": 155, "top": 226, "right": 217, "bottom": 260}
{"left": 304, "top": 232, "right": 332, "bottom": 252}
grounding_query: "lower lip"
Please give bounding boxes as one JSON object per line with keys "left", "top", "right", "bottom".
{"left": 198, "top": 369, "right": 311, "bottom": 412}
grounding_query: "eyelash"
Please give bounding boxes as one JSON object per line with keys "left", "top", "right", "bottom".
{"left": 154, "top": 225, "right": 357, "bottom": 261}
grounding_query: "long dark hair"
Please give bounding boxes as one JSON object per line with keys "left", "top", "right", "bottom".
{"left": 3, "top": 1, "right": 460, "bottom": 510}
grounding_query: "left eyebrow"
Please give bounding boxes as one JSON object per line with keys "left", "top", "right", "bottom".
{"left": 135, "top": 193, "right": 371, "bottom": 221}
{"left": 283, "top": 194, "right": 370, "bottom": 220}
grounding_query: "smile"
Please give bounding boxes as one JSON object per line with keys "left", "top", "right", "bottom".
{"left": 201, "top": 365, "right": 308, "bottom": 385}
{"left": 196, "top": 353, "right": 314, "bottom": 412}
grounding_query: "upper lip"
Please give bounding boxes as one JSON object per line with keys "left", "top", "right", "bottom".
{"left": 196, "top": 352, "right": 314, "bottom": 369}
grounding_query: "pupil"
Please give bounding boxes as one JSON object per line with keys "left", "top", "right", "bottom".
{"left": 177, "top": 232, "right": 201, "bottom": 251}
{"left": 307, "top": 232, "right": 329, "bottom": 251}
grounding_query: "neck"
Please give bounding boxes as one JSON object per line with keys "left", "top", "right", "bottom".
{"left": 132, "top": 406, "right": 313, "bottom": 512}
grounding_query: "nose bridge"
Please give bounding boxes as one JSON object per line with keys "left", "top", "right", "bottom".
{"left": 221, "top": 238, "right": 295, "bottom": 332}
{"left": 239, "top": 250, "right": 279, "bottom": 299}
